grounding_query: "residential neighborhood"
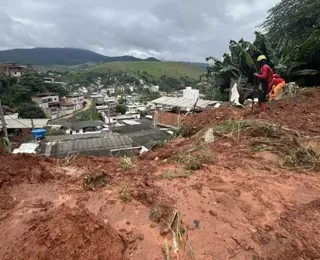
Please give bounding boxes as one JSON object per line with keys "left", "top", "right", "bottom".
{"left": 0, "top": 64, "right": 221, "bottom": 157}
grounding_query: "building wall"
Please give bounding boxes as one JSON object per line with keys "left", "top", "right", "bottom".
{"left": 155, "top": 111, "right": 181, "bottom": 127}
{"left": 66, "top": 96, "right": 84, "bottom": 111}
{"left": 183, "top": 87, "right": 199, "bottom": 100}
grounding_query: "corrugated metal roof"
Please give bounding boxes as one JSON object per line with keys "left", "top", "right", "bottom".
{"left": 151, "top": 97, "right": 219, "bottom": 109}
{"left": 45, "top": 133, "right": 112, "bottom": 142}
{"left": 0, "top": 119, "right": 49, "bottom": 129}
{"left": 39, "top": 134, "right": 135, "bottom": 158}
{"left": 127, "top": 129, "right": 171, "bottom": 148}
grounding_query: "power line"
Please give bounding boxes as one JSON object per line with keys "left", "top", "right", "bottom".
{"left": 5, "top": 114, "right": 34, "bottom": 129}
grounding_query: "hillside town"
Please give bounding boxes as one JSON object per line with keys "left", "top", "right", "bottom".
{"left": 1, "top": 0, "right": 320, "bottom": 259}
{"left": 0, "top": 63, "right": 221, "bottom": 157}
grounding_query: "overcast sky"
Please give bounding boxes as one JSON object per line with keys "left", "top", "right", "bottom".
{"left": 0, "top": 0, "right": 280, "bottom": 62}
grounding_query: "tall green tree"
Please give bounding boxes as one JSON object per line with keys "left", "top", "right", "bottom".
{"left": 18, "top": 102, "right": 47, "bottom": 119}
{"left": 261, "top": 0, "right": 320, "bottom": 72}
{"left": 261, "top": 0, "right": 320, "bottom": 47}
{"left": 19, "top": 72, "right": 45, "bottom": 93}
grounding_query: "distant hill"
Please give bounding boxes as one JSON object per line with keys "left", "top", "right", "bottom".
{"left": 0, "top": 47, "right": 160, "bottom": 66}
{"left": 90, "top": 61, "right": 205, "bottom": 79}
{"left": 190, "top": 62, "right": 208, "bottom": 69}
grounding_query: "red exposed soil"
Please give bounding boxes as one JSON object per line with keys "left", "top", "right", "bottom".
{"left": 0, "top": 88, "right": 320, "bottom": 260}
{"left": 3, "top": 204, "right": 125, "bottom": 260}
{"left": 184, "top": 87, "right": 320, "bottom": 136}
{"left": 0, "top": 154, "right": 63, "bottom": 188}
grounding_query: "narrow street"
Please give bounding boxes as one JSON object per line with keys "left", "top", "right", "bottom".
{"left": 59, "top": 98, "right": 92, "bottom": 119}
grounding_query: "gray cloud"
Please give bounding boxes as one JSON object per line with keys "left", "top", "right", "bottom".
{"left": 0, "top": 0, "right": 280, "bottom": 62}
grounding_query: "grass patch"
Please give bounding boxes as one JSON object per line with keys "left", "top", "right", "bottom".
{"left": 252, "top": 144, "right": 271, "bottom": 152}
{"left": 120, "top": 155, "right": 133, "bottom": 170}
{"left": 284, "top": 148, "right": 320, "bottom": 170}
{"left": 174, "top": 143, "right": 214, "bottom": 170}
{"left": 175, "top": 124, "right": 191, "bottom": 138}
{"left": 118, "top": 182, "right": 131, "bottom": 202}
{"left": 160, "top": 169, "right": 192, "bottom": 179}
{"left": 249, "top": 121, "right": 285, "bottom": 138}
{"left": 213, "top": 120, "right": 251, "bottom": 135}
{"left": 90, "top": 61, "right": 204, "bottom": 79}
{"left": 83, "top": 173, "right": 109, "bottom": 190}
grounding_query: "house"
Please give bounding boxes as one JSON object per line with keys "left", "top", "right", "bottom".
{"left": 0, "top": 118, "right": 49, "bottom": 137}
{"left": 151, "top": 96, "right": 221, "bottom": 128}
{"left": 65, "top": 120, "right": 106, "bottom": 134}
{"left": 126, "top": 105, "right": 138, "bottom": 114}
{"left": 0, "top": 63, "right": 34, "bottom": 77}
{"left": 32, "top": 93, "right": 83, "bottom": 119}
{"left": 60, "top": 99, "right": 75, "bottom": 116}
{"left": 32, "top": 93, "right": 61, "bottom": 118}
{"left": 151, "top": 85, "right": 160, "bottom": 92}
{"left": 183, "top": 87, "right": 199, "bottom": 99}
{"left": 64, "top": 93, "right": 84, "bottom": 111}
{"left": 90, "top": 94, "right": 104, "bottom": 105}
{"left": 44, "top": 77, "right": 67, "bottom": 86}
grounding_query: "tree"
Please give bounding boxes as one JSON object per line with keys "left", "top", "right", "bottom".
{"left": 18, "top": 102, "right": 47, "bottom": 119}
{"left": 118, "top": 97, "right": 127, "bottom": 105}
{"left": 260, "top": 0, "right": 320, "bottom": 73}
{"left": 19, "top": 72, "right": 45, "bottom": 93}
{"left": 10, "top": 84, "right": 32, "bottom": 104}
{"left": 115, "top": 104, "right": 127, "bottom": 115}
{"left": 261, "top": 0, "right": 320, "bottom": 47}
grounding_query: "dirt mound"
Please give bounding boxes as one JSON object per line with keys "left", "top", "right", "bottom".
{"left": 0, "top": 192, "right": 17, "bottom": 216}
{"left": 3, "top": 204, "right": 125, "bottom": 260}
{"left": 277, "top": 199, "right": 320, "bottom": 259}
{"left": 183, "top": 88, "right": 320, "bottom": 136}
{"left": 183, "top": 106, "right": 245, "bottom": 135}
{"left": 0, "top": 154, "right": 63, "bottom": 188}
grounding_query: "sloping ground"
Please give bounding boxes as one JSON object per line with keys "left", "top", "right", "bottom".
{"left": 184, "top": 87, "right": 320, "bottom": 136}
{"left": 0, "top": 88, "right": 320, "bottom": 260}
{"left": 90, "top": 61, "right": 204, "bottom": 79}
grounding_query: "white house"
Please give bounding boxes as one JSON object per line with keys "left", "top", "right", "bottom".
{"left": 126, "top": 105, "right": 138, "bottom": 114}
{"left": 183, "top": 87, "right": 199, "bottom": 100}
{"left": 151, "top": 85, "right": 160, "bottom": 92}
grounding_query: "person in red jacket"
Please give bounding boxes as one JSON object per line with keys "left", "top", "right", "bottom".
{"left": 269, "top": 74, "right": 286, "bottom": 101}
{"left": 254, "top": 55, "right": 274, "bottom": 112}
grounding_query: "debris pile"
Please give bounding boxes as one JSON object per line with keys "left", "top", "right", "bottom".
{"left": 3, "top": 205, "right": 125, "bottom": 260}
{"left": 0, "top": 87, "right": 320, "bottom": 260}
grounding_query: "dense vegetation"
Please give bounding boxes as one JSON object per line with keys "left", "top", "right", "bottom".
{"left": 0, "top": 48, "right": 160, "bottom": 66}
{"left": 204, "top": 0, "right": 320, "bottom": 99}
{"left": 0, "top": 72, "right": 69, "bottom": 118}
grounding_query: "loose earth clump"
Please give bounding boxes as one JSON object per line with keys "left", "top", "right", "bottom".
{"left": 3, "top": 204, "right": 125, "bottom": 260}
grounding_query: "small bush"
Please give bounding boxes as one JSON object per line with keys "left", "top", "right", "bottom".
{"left": 175, "top": 124, "right": 191, "bottom": 138}
{"left": 120, "top": 155, "right": 133, "bottom": 170}
{"left": 83, "top": 173, "right": 109, "bottom": 190}
{"left": 118, "top": 182, "right": 131, "bottom": 202}
{"left": 284, "top": 148, "right": 320, "bottom": 169}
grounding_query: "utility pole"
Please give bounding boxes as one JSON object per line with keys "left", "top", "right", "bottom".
{"left": 107, "top": 101, "right": 111, "bottom": 130}
{"left": 0, "top": 99, "right": 12, "bottom": 153}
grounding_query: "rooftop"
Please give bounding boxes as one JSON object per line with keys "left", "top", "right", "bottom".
{"left": 151, "top": 97, "right": 220, "bottom": 109}
{"left": 33, "top": 93, "right": 58, "bottom": 98}
{"left": 0, "top": 119, "right": 49, "bottom": 129}
{"left": 127, "top": 129, "right": 171, "bottom": 148}
{"left": 71, "top": 120, "right": 105, "bottom": 131}
{"left": 111, "top": 119, "right": 154, "bottom": 134}
{"left": 38, "top": 134, "right": 137, "bottom": 157}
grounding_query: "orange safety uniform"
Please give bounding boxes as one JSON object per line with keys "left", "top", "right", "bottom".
{"left": 269, "top": 74, "right": 286, "bottom": 101}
